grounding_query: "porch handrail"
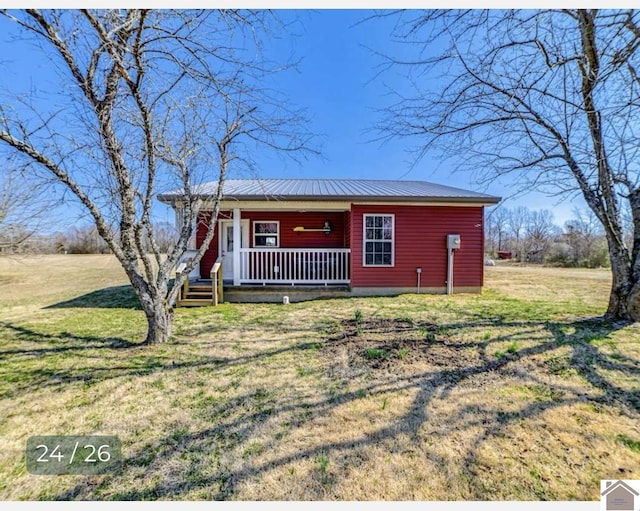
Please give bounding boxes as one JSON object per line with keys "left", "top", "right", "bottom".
{"left": 175, "top": 262, "right": 188, "bottom": 302}
{"left": 240, "top": 247, "right": 351, "bottom": 253}
{"left": 211, "top": 256, "right": 224, "bottom": 305}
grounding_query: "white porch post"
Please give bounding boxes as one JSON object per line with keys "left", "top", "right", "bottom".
{"left": 233, "top": 208, "right": 241, "bottom": 286}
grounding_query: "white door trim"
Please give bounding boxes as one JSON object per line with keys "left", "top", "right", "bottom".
{"left": 219, "top": 219, "right": 249, "bottom": 282}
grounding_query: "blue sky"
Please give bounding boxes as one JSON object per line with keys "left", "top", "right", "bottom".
{"left": 254, "top": 10, "right": 581, "bottom": 224}
{"left": 0, "top": 9, "right": 582, "bottom": 230}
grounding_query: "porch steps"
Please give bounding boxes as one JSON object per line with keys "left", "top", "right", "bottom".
{"left": 177, "top": 282, "right": 215, "bottom": 307}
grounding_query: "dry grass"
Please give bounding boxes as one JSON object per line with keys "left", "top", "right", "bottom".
{"left": 0, "top": 255, "right": 638, "bottom": 501}
{"left": 487, "top": 264, "right": 612, "bottom": 309}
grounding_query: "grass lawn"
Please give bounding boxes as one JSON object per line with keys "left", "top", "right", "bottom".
{"left": 0, "top": 255, "right": 639, "bottom": 500}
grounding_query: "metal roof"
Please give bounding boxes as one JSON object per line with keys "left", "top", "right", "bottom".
{"left": 158, "top": 178, "right": 500, "bottom": 205}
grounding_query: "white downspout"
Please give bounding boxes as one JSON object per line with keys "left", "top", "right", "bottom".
{"left": 446, "top": 234, "right": 460, "bottom": 295}
{"left": 446, "top": 248, "right": 454, "bottom": 295}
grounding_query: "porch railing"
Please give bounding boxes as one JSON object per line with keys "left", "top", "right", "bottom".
{"left": 239, "top": 248, "right": 350, "bottom": 285}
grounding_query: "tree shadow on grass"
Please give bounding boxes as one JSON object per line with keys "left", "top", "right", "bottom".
{"left": 0, "top": 321, "right": 136, "bottom": 352}
{"left": 45, "top": 285, "right": 141, "bottom": 310}
{"left": 49, "top": 314, "right": 640, "bottom": 501}
{"left": 0, "top": 319, "right": 326, "bottom": 401}
{"left": 0, "top": 321, "right": 140, "bottom": 400}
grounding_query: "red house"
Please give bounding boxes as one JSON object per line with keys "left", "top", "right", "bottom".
{"left": 158, "top": 179, "right": 500, "bottom": 303}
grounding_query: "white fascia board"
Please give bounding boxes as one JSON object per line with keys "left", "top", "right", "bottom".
{"left": 215, "top": 200, "right": 352, "bottom": 211}
{"left": 351, "top": 201, "right": 493, "bottom": 207}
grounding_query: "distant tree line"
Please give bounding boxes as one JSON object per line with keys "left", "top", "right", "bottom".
{"left": 0, "top": 222, "right": 177, "bottom": 255}
{"left": 4, "top": 204, "right": 610, "bottom": 270}
{"left": 485, "top": 206, "right": 610, "bottom": 268}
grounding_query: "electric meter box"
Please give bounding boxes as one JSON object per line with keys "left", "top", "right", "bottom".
{"left": 447, "top": 234, "right": 461, "bottom": 250}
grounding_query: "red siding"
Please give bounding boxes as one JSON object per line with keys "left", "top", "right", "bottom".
{"left": 196, "top": 210, "right": 347, "bottom": 278}
{"left": 350, "top": 204, "right": 485, "bottom": 289}
{"left": 196, "top": 211, "right": 220, "bottom": 278}
{"left": 343, "top": 211, "right": 351, "bottom": 248}
{"left": 247, "top": 211, "right": 346, "bottom": 249}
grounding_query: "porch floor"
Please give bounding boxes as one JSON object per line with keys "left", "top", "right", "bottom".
{"left": 196, "top": 279, "right": 351, "bottom": 304}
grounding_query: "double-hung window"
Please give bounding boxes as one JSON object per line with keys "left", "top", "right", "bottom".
{"left": 363, "top": 214, "right": 394, "bottom": 266}
{"left": 253, "top": 221, "right": 280, "bottom": 247}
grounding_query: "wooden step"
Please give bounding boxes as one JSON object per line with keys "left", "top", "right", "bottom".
{"left": 177, "top": 298, "right": 214, "bottom": 307}
{"left": 184, "top": 291, "right": 214, "bottom": 297}
{"left": 188, "top": 285, "right": 213, "bottom": 291}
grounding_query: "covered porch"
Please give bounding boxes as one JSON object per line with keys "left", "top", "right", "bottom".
{"left": 198, "top": 205, "right": 352, "bottom": 288}
{"left": 175, "top": 201, "right": 353, "bottom": 305}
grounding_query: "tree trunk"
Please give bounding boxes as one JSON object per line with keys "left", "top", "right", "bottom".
{"left": 139, "top": 293, "right": 173, "bottom": 344}
{"left": 604, "top": 244, "right": 640, "bottom": 322}
{"left": 607, "top": 259, "right": 630, "bottom": 319}
{"left": 625, "top": 282, "right": 640, "bottom": 322}
{"left": 606, "top": 272, "right": 640, "bottom": 322}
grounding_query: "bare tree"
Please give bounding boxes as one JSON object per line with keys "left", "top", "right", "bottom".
{"left": 484, "top": 206, "right": 508, "bottom": 256}
{"left": 0, "top": 9, "right": 313, "bottom": 343}
{"left": 151, "top": 221, "right": 177, "bottom": 254}
{"left": 486, "top": 205, "right": 559, "bottom": 262}
{"left": 562, "top": 207, "right": 609, "bottom": 268}
{"left": 524, "top": 209, "right": 558, "bottom": 263}
{"left": 0, "top": 169, "right": 49, "bottom": 253}
{"left": 377, "top": 9, "right": 640, "bottom": 321}
{"left": 63, "top": 224, "right": 110, "bottom": 254}
{"left": 506, "top": 206, "right": 529, "bottom": 262}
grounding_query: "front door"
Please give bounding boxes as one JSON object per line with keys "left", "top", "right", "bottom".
{"left": 219, "top": 220, "right": 249, "bottom": 282}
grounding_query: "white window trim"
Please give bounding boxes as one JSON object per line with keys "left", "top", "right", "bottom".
{"left": 362, "top": 213, "right": 395, "bottom": 267}
{"left": 253, "top": 220, "right": 280, "bottom": 248}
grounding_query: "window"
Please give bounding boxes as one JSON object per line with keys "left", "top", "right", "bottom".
{"left": 253, "top": 221, "right": 280, "bottom": 247}
{"left": 363, "top": 214, "right": 394, "bottom": 266}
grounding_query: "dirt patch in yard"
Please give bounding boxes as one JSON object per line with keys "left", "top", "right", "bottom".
{"left": 324, "top": 317, "right": 481, "bottom": 373}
